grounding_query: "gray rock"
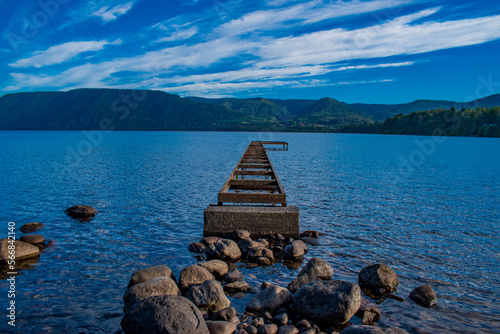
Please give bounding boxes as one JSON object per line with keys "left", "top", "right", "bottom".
{"left": 283, "top": 240, "right": 308, "bottom": 258}
{"left": 409, "top": 285, "right": 437, "bottom": 307}
{"left": 0, "top": 239, "right": 40, "bottom": 262}
{"left": 340, "top": 325, "right": 385, "bottom": 334}
{"left": 245, "top": 285, "right": 292, "bottom": 315}
{"left": 298, "top": 257, "right": 333, "bottom": 280}
{"left": 300, "top": 237, "right": 321, "bottom": 246}
{"left": 256, "top": 238, "right": 270, "bottom": 247}
{"left": 19, "top": 234, "right": 45, "bottom": 244}
{"left": 189, "top": 242, "right": 207, "bottom": 253}
{"left": 277, "top": 325, "right": 299, "bottom": 334}
{"left": 124, "top": 277, "right": 180, "bottom": 310}
{"left": 355, "top": 298, "right": 381, "bottom": 325}
{"left": 200, "top": 236, "right": 219, "bottom": 246}
{"left": 206, "top": 320, "right": 237, "bottom": 334}
{"left": 225, "top": 268, "right": 244, "bottom": 283}
{"left": 247, "top": 246, "right": 274, "bottom": 262}
{"left": 224, "top": 281, "right": 251, "bottom": 293}
{"left": 179, "top": 265, "right": 215, "bottom": 291}
{"left": 206, "top": 239, "right": 241, "bottom": 261}
{"left": 232, "top": 230, "right": 251, "bottom": 240}
{"left": 258, "top": 324, "right": 278, "bottom": 334}
{"left": 300, "top": 231, "right": 320, "bottom": 238}
{"left": 257, "top": 257, "right": 272, "bottom": 266}
{"left": 260, "top": 282, "right": 274, "bottom": 290}
{"left": 121, "top": 295, "right": 209, "bottom": 334}
{"left": 199, "top": 260, "right": 229, "bottom": 278}
{"left": 213, "top": 306, "right": 236, "bottom": 321}
{"left": 293, "top": 280, "right": 361, "bottom": 327}
{"left": 238, "top": 238, "right": 264, "bottom": 255}
{"left": 295, "top": 319, "right": 311, "bottom": 329}
{"left": 185, "top": 280, "right": 231, "bottom": 314}
{"left": 243, "top": 324, "right": 259, "bottom": 334}
{"left": 358, "top": 264, "right": 399, "bottom": 295}
{"left": 384, "top": 328, "right": 409, "bottom": 334}
{"left": 274, "top": 312, "right": 288, "bottom": 326}
{"left": 20, "top": 222, "right": 45, "bottom": 233}
{"left": 287, "top": 273, "right": 322, "bottom": 293}
{"left": 252, "top": 317, "right": 265, "bottom": 328}
{"left": 65, "top": 205, "right": 96, "bottom": 218}
{"left": 128, "top": 265, "right": 176, "bottom": 288}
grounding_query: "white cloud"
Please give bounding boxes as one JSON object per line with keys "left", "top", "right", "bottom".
{"left": 155, "top": 26, "right": 199, "bottom": 43}
{"left": 92, "top": 2, "right": 134, "bottom": 22}
{"left": 9, "top": 40, "right": 121, "bottom": 68}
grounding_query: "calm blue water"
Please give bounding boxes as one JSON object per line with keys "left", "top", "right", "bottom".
{"left": 0, "top": 131, "right": 499, "bottom": 334}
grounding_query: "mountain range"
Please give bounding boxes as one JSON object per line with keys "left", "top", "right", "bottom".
{"left": 0, "top": 88, "right": 498, "bottom": 131}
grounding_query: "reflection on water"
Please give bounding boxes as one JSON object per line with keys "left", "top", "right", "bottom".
{"left": 0, "top": 131, "right": 499, "bottom": 334}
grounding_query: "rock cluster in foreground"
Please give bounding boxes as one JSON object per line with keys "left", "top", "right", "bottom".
{"left": 120, "top": 229, "right": 437, "bottom": 334}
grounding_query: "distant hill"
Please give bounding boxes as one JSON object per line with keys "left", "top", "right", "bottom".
{"left": 0, "top": 89, "right": 499, "bottom": 135}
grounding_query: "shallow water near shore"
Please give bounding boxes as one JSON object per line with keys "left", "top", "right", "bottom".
{"left": 0, "top": 130, "right": 499, "bottom": 333}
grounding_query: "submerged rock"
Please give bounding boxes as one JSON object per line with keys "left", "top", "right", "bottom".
{"left": 409, "top": 285, "right": 438, "bottom": 307}
{"left": 128, "top": 265, "right": 176, "bottom": 288}
{"left": 0, "top": 239, "right": 40, "bottom": 262}
{"left": 20, "top": 222, "right": 45, "bottom": 233}
{"left": 123, "top": 277, "right": 180, "bottom": 311}
{"left": 358, "top": 264, "right": 399, "bottom": 296}
{"left": 121, "top": 295, "right": 209, "bottom": 334}
{"left": 185, "top": 280, "right": 231, "bottom": 314}
{"left": 293, "top": 280, "right": 361, "bottom": 327}
{"left": 179, "top": 265, "right": 215, "bottom": 291}
{"left": 206, "top": 239, "right": 241, "bottom": 261}
{"left": 300, "top": 231, "right": 320, "bottom": 238}
{"left": 65, "top": 205, "right": 96, "bottom": 219}
{"left": 19, "top": 234, "right": 45, "bottom": 245}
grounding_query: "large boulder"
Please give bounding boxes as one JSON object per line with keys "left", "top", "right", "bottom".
{"left": 206, "top": 239, "right": 241, "bottom": 261}
{"left": 409, "top": 285, "right": 437, "bottom": 307}
{"left": 121, "top": 295, "right": 209, "bottom": 334}
{"left": 179, "top": 265, "right": 215, "bottom": 291}
{"left": 0, "top": 239, "right": 40, "bottom": 262}
{"left": 358, "top": 264, "right": 399, "bottom": 295}
{"left": 124, "top": 277, "right": 180, "bottom": 310}
{"left": 293, "top": 280, "right": 361, "bottom": 327}
{"left": 245, "top": 285, "right": 292, "bottom": 315}
{"left": 128, "top": 265, "right": 176, "bottom": 288}
{"left": 283, "top": 240, "right": 308, "bottom": 258}
{"left": 20, "top": 222, "right": 44, "bottom": 233}
{"left": 65, "top": 205, "right": 96, "bottom": 219}
{"left": 297, "top": 257, "right": 333, "bottom": 280}
{"left": 185, "top": 280, "right": 231, "bottom": 314}
{"left": 198, "top": 260, "right": 229, "bottom": 278}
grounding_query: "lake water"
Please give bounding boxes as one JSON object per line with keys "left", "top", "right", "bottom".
{"left": 0, "top": 131, "right": 499, "bottom": 334}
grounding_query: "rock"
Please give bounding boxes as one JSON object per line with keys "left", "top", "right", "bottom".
{"left": 293, "top": 280, "right": 361, "bottom": 327}
{"left": 257, "top": 257, "right": 272, "bottom": 266}
{"left": 277, "top": 325, "right": 299, "bottom": 334}
{"left": 244, "top": 324, "right": 259, "bottom": 334}
{"left": 252, "top": 317, "right": 265, "bottom": 328}
{"left": 355, "top": 299, "right": 381, "bottom": 325}
{"left": 199, "top": 260, "right": 229, "bottom": 278}
{"left": 300, "top": 231, "right": 320, "bottom": 238}
{"left": 283, "top": 240, "right": 308, "bottom": 258}
{"left": 383, "top": 293, "right": 405, "bottom": 302}
{"left": 206, "top": 320, "right": 237, "bottom": 334}
{"left": 247, "top": 246, "right": 274, "bottom": 262}
{"left": 260, "top": 282, "right": 274, "bottom": 290}
{"left": 300, "top": 237, "right": 321, "bottom": 246}
{"left": 273, "top": 246, "right": 283, "bottom": 253}
{"left": 0, "top": 239, "right": 40, "bottom": 262}
{"left": 185, "top": 280, "right": 231, "bottom": 314}
{"left": 179, "top": 265, "right": 215, "bottom": 291}
{"left": 19, "top": 234, "right": 45, "bottom": 244}
{"left": 65, "top": 205, "right": 96, "bottom": 219}
{"left": 20, "top": 222, "right": 44, "bottom": 233}
{"left": 256, "top": 238, "right": 270, "bottom": 247}
{"left": 298, "top": 257, "right": 333, "bottom": 280}
{"left": 238, "top": 238, "right": 264, "bottom": 255}
{"left": 232, "top": 230, "right": 251, "bottom": 240}
{"left": 409, "top": 285, "right": 437, "bottom": 307}
{"left": 340, "top": 325, "right": 385, "bottom": 334}
{"left": 128, "top": 265, "right": 176, "bottom": 288}
{"left": 358, "top": 264, "right": 399, "bottom": 295}
{"left": 287, "top": 273, "right": 322, "bottom": 293}
{"left": 295, "top": 319, "right": 311, "bottom": 330}
{"left": 258, "top": 324, "right": 278, "bottom": 334}
{"left": 224, "top": 281, "right": 250, "bottom": 293}
{"left": 225, "top": 269, "right": 244, "bottom": 283}
{"left": 121, "top": 295, "right": 209, "bottom": 334}
{"left": 123, "top": 277, "right": 180, "bottom": 310}
{"left": 206, "top": 239, "right": 241, "bottom": 261}
{"left": 195, "top": 254, "right": 206, "bottom": 261}
{"left": 274, "top": 312, "right": 288, "bottom": 326}
{"left": 384, "top": 328, "right": 409, "bottom": 334}
{"left": 245, "top": 285, "right": 292, "bottom": 315}
{"left": 188, "top": 242, "right": 206, "bottom": 253}
{"left": 213, "top": 306, "right": 236, "bottom": 322}
{"left": 301, "top": 329, "right": 317, "bottom": 334}
{"left": 232, "top": 292, "right": 247, "bottom": 298}
{"left": 201, "top": 236, "right": 219, "bottom": 246}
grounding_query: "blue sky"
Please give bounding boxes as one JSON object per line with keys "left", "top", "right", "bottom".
{"left": 1, "top": 0, "right": 500, "bottom": 103}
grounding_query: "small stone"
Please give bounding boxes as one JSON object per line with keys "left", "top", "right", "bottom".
{"left": 409, "top": 285, "right": 438, "bottom": 307}
{"left": 257, "top": 257, "right": 272, "bottom": 266}
{"left": 225, "top": 268, "right": 244, "bottom": 283}
{"left": 298, "top": 257, "right": 333, "bottom": 280}
{"left": 225, "top": 281, "right": 251, "bottom": 293}
{"left": 245, "top": 325, "right": 259, "bottom": 334}
{"left": 19, "top": 234, "right": 45, "bottom": 244}
{"left": 179, "top": 265, "right": 215, "bottom": 291}
{"left": 233, "top": 292, "right": 247, "bottom": 298}
{"left": 274, "top": 312, "right": 288, "bottom": 326}
{"left": 252, "top": 317, "right": 265, "bottom": 328}
{"left": 206, "top": 320, "right": 237, "bottom": 334}
{"left": 206, "top": 238, "right": 242, "bottom": 261}
{"left": 277, "top": 325, "right": 299, "bottom": 334}
{"left": 355, "top": 299, "right": 381, "bottom": 325}
{"left": 300, "top": 231, "right": 320, "bottom": 238}
{"left": 300, "top": 237, "right": 321, "bottom": 246}
{"left": 195, "top": 254, "right": 205, "bottom": 261}
{"left": 213, "top": 306, "right": 236, "bottom": 322}
{"left": 247, "top": 246, "right": 274, "bottom": 262}
{"left": 302, "top": 329, "right": 317, "bottom": 334}
{"left": 185, "top": 280, "right": 231, "bottom": 314}
{"left": 199, "top": 260, "right": 229, "bottom": 278}
{"left": 0, "top": 239, "right": 40, "bottom": 262}
{"left": 273, "top": 246, "right": 283, "bottom": 252}
{"left": 384, "top": 327, "right": 410, "bottom": 334}
{"left": 201, "top": 236, "right": 219, "bottom": 246}
{"left": 256, "top": 238, "right": 269, "bottom": 247}
{"left": 258, "top": 324, "right": 278, "bottom": 334}
{"left": 20, "top": 222, "right": 44, "bottom": 233}
{"left": 358, "top": 264, "right": 399, "bottom": 296}
{"left": 128, "top": 265, "right": 176, "bottom": 288}
{"left": 339, "top": 325, "right": 385, "bottom": 334}
{"left": 188, "top": 242, "right": 206, "bottom": 253}
{"left": 233, "top": 230, "right": 251, "bottom": 240}
{"left": 65, "top": 205, "right": 96, "bottom": 219}
{"left": 296, "top": 319, "right": 311, "bottom": 329}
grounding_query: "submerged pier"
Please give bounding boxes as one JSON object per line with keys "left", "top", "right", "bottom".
{"left": 204, "top": 141, "right": 299, "bottom": 237}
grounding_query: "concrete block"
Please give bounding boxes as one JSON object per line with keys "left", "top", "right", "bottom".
{"left": 204, "top": 205, "right": 299, "bottom": 238}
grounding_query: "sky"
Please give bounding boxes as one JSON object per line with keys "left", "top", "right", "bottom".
{"left": 1, "top": 0, "right": 500, "bottom": 104}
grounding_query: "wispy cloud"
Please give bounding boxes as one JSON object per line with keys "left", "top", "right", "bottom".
{"left": 9, "top": 40, "right": 121, "bottom": 68}
{"left": 92, "top": 2, "right": 134, "bottom": 22}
